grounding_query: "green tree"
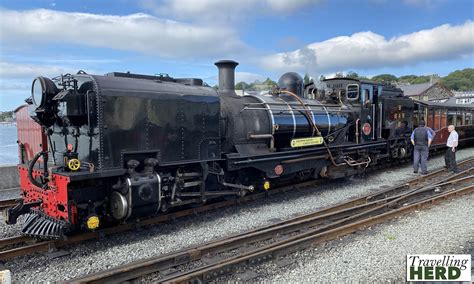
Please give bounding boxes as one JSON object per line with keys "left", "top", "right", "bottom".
{"left": 235, "top": 81, "right": 250, "bottom": 90}
{"left": 262, "top": 78, "right": 277, "bottom": 87}
{"left": 345, "top": 71, "right": 359, "bottom": 79}
{"left": 441, "top": 68, "right": 474, "bottom": 91}
{"left": 371, "top": 74, "right": 397, "bottom": 83}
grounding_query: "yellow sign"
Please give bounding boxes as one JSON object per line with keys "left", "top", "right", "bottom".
{"left": 290, "top": 137, "right": 324, "bottom": 148}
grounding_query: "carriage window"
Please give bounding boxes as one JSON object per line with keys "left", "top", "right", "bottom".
{"left": 427, "top": 109, "right": 435, "bottom": 129}
{"left": 434, "top": 109, "right": 441, "bottom": 130}
{"left": 346, "top": 84, "right": 359, "bottom": 100}
{"left": 447, "top": 109, "right": 456, "bottom": 126}
{"left": 466, "top": 112, "right": 472, "bottom": 125}
{"left": 456, "top": 110, "right": 463, "bottom": 126}
{"left": 440, "top": 109, "right": 447, "bottom": 128}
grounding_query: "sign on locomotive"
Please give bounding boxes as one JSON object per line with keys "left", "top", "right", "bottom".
{"left": 7, "top": 60, "right": 474, "bottom": 239}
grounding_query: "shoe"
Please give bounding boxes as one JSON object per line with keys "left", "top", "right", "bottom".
{"left": 421, "top": 172, "right": 429, "bottom": 175}
{"left": 451, "top": 169, "right": 460, "bottom": 173}
{"left": 413, "top": 170, "right": 418, "bottom": 174}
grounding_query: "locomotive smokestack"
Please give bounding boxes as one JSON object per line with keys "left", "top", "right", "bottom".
{"left": 215, "top": 60, "right": 238, "bottom": 96}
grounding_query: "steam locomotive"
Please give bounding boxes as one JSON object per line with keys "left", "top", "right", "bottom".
{"left": 8, "top": 60, "right": 474, "bottom": 239}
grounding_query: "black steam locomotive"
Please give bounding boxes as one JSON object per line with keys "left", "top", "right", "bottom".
{"left": 9, "top": 60, "right": 423, "bottom": 239}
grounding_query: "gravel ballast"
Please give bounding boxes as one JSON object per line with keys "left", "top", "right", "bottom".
{"left": 1, "top": 148, "right": 473, "bottom": 282}
{"left": 251, "top": 193, "right": 474, "bottom": 282}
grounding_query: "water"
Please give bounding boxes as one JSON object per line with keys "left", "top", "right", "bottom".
{"left": 0, "top": 124, "right": 19, "bottom": 165}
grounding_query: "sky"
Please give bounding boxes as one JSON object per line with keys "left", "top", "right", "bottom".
{"left": 0, "top": 0, "right": 473, "bottom": 110}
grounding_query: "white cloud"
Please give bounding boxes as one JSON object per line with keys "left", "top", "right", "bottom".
{"left": 0, "top": 8, "right": 246, "bottom": 58}
{"left": 142, "top": 0, "right": 319, "bottom": 23}
{"left": 235, "top": 71, "right": 266, "bottom": 83}
{"left": 0, "top": 61, "right": 70, "bottom": 78}
{"left": 261, "top": 21, "right": 474, "bottom": 73}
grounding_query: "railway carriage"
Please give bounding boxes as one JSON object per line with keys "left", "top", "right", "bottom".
{"left": 7, "top": 61, "right": 474, "bottom": 239}
{"left": 413, "top": 101, "right": 474, "bottom": 148}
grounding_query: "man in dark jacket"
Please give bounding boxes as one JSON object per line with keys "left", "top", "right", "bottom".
{"left": 410, "top": 120, "right": 433, "bottom": 175}
{"left": 395, "top": 121, "right": 410, "bottom": 137}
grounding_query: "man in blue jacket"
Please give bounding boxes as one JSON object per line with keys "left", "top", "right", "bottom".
{"left": 410, "top": 120, "right": 433, "bottom": 175}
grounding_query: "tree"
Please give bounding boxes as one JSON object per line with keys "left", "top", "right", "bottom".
{"left": 262, "top": 78, "right": 277, "bottom": 87}
{"left": 371, "top": 74, "right": 397, "bottom": 83}
{"left": 345, "top": 71, "right": 359, "bottom": 79}
{"left": 335, "top": 72, "right": 344, "bottom": 78}
{"left": 319, "top": 75, "right": 326, "bottom": 81}
{"left": 235, "top": 81, "right": 250, "bottom": 90}
{"left": 441, "top": 68, "right": 474, "bottom": 91}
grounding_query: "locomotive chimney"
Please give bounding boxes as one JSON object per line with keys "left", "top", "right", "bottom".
{"left": 215, "top": 60, "right": 239, "bottom": 96}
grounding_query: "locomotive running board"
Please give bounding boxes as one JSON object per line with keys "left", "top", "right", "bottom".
{"left": 21, "top": 212, "right": 68, "bottom": 240}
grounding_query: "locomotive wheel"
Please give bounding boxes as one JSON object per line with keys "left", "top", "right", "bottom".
{"left": 110, "top": 191, "right": 128, "bottom": 220}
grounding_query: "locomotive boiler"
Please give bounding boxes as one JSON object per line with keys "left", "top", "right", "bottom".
{"left": 9, "top": 60, "right": 391, "bottom": 239}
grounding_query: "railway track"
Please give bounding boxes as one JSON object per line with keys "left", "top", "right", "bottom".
{"left": 70, "top": 160, "right": 474, "bottom": 283}
{"left": 1, "top": 157, "right": 473, "bottom": 264}
{"left": 0, "top": 198, "right": 19, "bottom": 211}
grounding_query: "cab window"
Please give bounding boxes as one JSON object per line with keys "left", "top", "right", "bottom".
{"left": 346, "top": 84, "right": 359, "bottom": 100}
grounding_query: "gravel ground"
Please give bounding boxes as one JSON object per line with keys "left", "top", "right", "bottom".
{"left": 1, "top": 147, "right": 473, "bottom": 282}
{"left": 249, "top": 192, "right": 474, "bottom": 282}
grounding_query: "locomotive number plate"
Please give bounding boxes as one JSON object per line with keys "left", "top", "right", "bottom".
{"left": 290, "top": 137, "right": 324, "bottom": 148}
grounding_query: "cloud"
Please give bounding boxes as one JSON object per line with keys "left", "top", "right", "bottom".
{"left": 142, "top": 0, "right": 320, "bottom": 23}
{"left": 261, "top": 21, "right": 474, "bottom": 73}
{"left": 0, "top": 8, "right": 246, "bottom": 59}
{"left": 0, "top": 61, "right": 70, "bottom": 79}
{"left": 235, "top": 71, "right": 266, "bottom": 83}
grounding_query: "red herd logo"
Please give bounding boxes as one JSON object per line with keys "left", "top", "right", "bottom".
{"left": 363, "top": 123, "right": 371, "bottom": 135}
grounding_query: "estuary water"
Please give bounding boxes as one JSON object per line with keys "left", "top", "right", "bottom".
{"left": 0, "top": 124, "right": 18, "bottom": 165}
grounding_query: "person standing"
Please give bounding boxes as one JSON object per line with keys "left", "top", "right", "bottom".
{"left": 410, "top": 120, "right": 433, "bottom": 175}
{"left": 445, "top": 125, "right": 459, "bottom": 173}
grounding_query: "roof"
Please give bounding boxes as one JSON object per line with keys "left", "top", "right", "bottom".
{"left": 398, "top": 82, "right": 433, "bottom": 97}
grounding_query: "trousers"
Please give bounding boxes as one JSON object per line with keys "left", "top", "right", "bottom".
{"left": 444, "top": 147, "right": 458, "bottom": 172}
{"left": 413, "top": 145, "right": 429, "bottom": 173}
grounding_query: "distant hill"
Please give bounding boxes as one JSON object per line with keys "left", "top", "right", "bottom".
{"left": 0, "top": 111, "right": 14, "bottom": 122}
{"left": 341, "top": 68, "right": 474, "bottom": 91}
{"left": 441, "top": 68, "right": 474, "bottom": 91}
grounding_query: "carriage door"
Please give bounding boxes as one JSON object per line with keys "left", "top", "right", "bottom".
{"left": 360, "top": 84, "right": 374, "bottom": 142}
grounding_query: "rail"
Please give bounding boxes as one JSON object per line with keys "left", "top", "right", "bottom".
{"left": 70, "top": 163, "right": 474, "bottom": 283}
{"left": 1, "top": 157, "right": 473, "bottom": 263}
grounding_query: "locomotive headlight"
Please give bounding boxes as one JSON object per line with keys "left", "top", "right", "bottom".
{"left": 31, "top": 77, "right": 45, "bottom": 107}
{"left": 30, "top": 76, "right": 59, "bottom": 108}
